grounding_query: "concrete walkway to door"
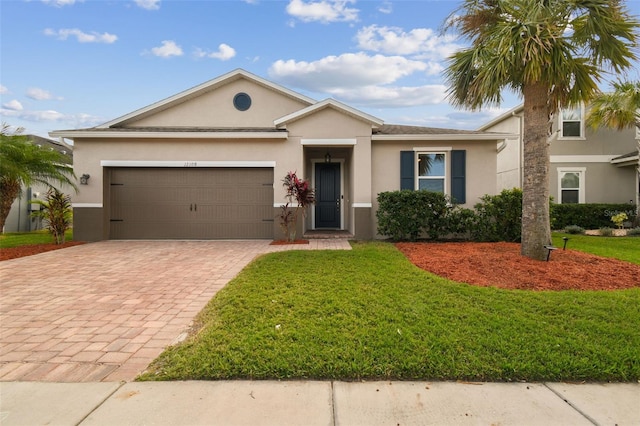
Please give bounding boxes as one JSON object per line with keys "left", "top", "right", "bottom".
{"left": 0, "top": 240, "right": 351, "bottom": 382}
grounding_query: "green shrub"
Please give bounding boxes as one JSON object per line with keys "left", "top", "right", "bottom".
{"left": 599, "top": 227, "right": 614, "bottom": 237}
{"left": 471, "top": 188, "right": 523, "bottom": 242}
{"left": 564, "top": 225, "right": 585, "bottom": 234}
{"left": 550, "top": 203, "right": 637, "bottom": 230}
{"left": 446, "top": 207, "right": 476, "bottom": 239}
{"left": 376, "top": 190, "right": 452, "bottom": 241}
{"left": 627, "top": 227, "right": 640, "bottom": 236}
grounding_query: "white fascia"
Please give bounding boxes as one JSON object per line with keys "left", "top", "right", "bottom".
{"left": 48, "top": 131, "right": 287, "bottom": 139}
{"left": 301, "top": 138, "right": 357, "bottom": 146}
{"left": 372, "top": 134, "right": 518, "bottom": 141}
{"left": 101, "top": 160, "right": 276, "bottom": 168}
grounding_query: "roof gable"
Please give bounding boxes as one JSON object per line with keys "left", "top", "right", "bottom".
{"left": 98, "top": 69, "right": 317, "bottom": 129}
{"left": 274, "top": 98, "right": 383, "bottom": 128}
{"left": 477, "top": 104, "right": 524, "bottom": 131}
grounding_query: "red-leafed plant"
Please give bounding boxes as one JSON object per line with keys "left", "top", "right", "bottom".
{"left": 279, "top": 171, "right": 316, "bottom": 241}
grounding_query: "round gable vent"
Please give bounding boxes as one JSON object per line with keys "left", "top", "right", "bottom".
{"left": 233, "top": 92, "right": 252, "bottom": 111}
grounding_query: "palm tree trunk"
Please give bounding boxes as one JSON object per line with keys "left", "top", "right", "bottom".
{"left": 521, "top": 83, "right": 552, "bottom": 260}
{"left": 0, "top": 178, "right": 22, "bottom": 233}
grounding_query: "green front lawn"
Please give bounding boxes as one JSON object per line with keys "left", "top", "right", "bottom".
{"left": 140, "top": 241, "right": 640, "bottom": 382}
{"left": 0, "top": 229, "right": 74, "bottom": 248}
{"left": 553, "top": 232, "right": 640, "bottom": 265}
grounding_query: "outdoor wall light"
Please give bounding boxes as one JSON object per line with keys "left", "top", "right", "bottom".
{"left": 80, "top": 174, "right": 90, "bottom": 185}
{"left": 325, "top": 152, "right": 331, "bottom": 163}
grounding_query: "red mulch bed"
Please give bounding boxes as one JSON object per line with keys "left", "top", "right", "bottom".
{"left": 0, "top": 241, "right": 85, "bottom": 261}
{"left": 396, "top": 242, "right": 640, "bottom": 291}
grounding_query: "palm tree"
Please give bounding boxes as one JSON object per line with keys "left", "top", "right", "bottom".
{"left": 587, "top": 80, "right": 640, "bottom": 130}
{"left": 0, "top": 124, "right": 77, "bottom": 233}
{"left": 445, "top": 0, "right": 638, "bottom": 260}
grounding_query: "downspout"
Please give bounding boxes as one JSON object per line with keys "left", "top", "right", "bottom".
{"left": 512, "top": 110, "right": 524, "bottom": 188}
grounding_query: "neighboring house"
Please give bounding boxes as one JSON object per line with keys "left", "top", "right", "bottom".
{"left": 3, "top": 135, "right": 73, "bottom": 233}
{"left": 50, "top": 69, "right": 513, "bottom": 241}
{"left": 480, "top": 104, "right": 639, "bottom": 207}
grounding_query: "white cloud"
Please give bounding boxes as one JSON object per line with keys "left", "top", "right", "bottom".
{"left": 150, "top": 40, "right": 183, "bottom": 58}
{"left": 0, "top": 108, "right": 65, "bottom": 122}
{"left": 134, "top": 0, "right": 160, "bottom": 10}
{"left": 41, "top": 0, "right": 82, "bottom": 7}
{"left": 44, "top": 28, "right": 118, "bottom": 44}
{"left": 194, "top": 44, "right": 236, "bottom": 61}
{"left": 286, "top": 0, "right": 358, "bottom": 24}
{"left": 356, "top": 25, "right": 461, "bottom": 60}
{"left": 270, "top": 52, "right": 426, "bottom": 91}
{"left": 26, "top": 87, "right": 60, "bottom": 101}
{"left": 0, "top": 85, "right": 8, "bottom": 95}
{"left": 326, "top": 84, "right": 447, "bottom": 107}
{"left": 269, "top": 52, "right": 447, "bottom": 108}
{"left": 0, "top": 107, "right": 102, "bottom": 126}
{"left": 378, "top": 1, "right": 392, "bottom": 14}
{"left": 2, "top": 100, "right": 23, "bottom": 111}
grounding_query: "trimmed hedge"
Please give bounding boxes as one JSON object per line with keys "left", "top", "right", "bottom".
{"left": 377, "top": 188, "right": 638, "bottom": 241}
{"left": 376, "top": 190, "right": 450, "bottom": 241}
{"left": 376, "top": 188, "right": 523, "bottom": 242}
{"left": 550, "top": 203, "right": 637, "bottom": 230}
{"left": 472, "top": 189, "right": 522, "bottom": 242}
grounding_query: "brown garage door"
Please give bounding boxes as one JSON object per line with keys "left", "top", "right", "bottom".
{"left": 109, "top": 168, "right": 274, "bottom": 239}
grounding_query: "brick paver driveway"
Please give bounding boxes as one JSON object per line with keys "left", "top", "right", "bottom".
{"left": 0, "top": 240, "right": 350, "bottom": 382}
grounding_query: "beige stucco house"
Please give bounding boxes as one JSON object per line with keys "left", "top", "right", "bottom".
{"left": 50, "top": 69, "right": 512, "bottom": 241}
{"left": 481, "top": 104, "right": 639, "bottom": 207}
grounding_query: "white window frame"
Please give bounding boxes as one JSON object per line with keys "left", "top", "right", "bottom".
{"left": 558, "top": 167, "right": 586, "bottom": 204}
{"left": 416, "top": 151, "right": 448, "bottom": 194}
{"left": 559, "top": 104, "right": 586, "bottom": 140}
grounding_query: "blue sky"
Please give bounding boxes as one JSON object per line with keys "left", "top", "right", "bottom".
{"left": 1, "top": 0, "right": 639, "bottom": 138}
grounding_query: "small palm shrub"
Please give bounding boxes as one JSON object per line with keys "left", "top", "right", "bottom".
{"left": 279, "top": 171, "right": 315, "bottom": 242}
{"left": 30, "top": 188, "right": 72, "bottom": 244}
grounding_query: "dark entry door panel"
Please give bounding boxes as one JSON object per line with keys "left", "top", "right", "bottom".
{"left": 315, "top": 163, "right": 340, "bottom": 228}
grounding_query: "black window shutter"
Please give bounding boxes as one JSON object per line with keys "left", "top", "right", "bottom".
{"left": 451, "top": 150, "right": 466, "bottom": 204}
{"left": 400, "top": 151, "right": 415, "bottom": 190}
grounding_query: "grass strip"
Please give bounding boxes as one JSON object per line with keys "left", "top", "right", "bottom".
{"left": 141, "top": 241, "right": 640, "bottom": 382}
{"left": 553, "top": 232, "right": 640, "bottom": 264}
{"left": 0, "top": 229, "right": 74, "bottom": 248}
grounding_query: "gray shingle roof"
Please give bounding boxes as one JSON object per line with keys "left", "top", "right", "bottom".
{"left": 27, "top": 135, "right": 73, "bottom": 159}
{"left": 74, "top": 127, "right": 287, "bottom": 133}
{"left": 373, "top": 124, "right": 487, "bottom": 135}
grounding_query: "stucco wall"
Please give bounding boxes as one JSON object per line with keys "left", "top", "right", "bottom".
{"left": 371, "top": 139, "right": 498, "bottom": 237}
{"left": 484, "top": 114, "right": 522, "bottom": 192}
{"left": 71, "top": 137, "right": 304, "bottom": 206}
{"left": 127, "top": 79, "right": 310, "bottom": 128}
{"left": 371, "top": 140, "right": 497, "bottom": 206}
{"left": 550, "top": 163, "right": 636, "bottom": 204}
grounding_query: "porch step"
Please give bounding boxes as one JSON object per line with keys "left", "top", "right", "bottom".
{"left": 303, "top": 230, "right": 354, "bottom": 239}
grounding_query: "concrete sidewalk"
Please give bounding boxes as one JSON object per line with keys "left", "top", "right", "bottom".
{"left": 1, "top": 380, "right": 638, "bottom": 426}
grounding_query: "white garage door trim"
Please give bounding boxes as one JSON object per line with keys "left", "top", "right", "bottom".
{"left": 101, "top": 160, "right": 276, "bottom": 168}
